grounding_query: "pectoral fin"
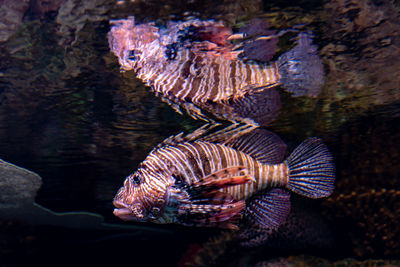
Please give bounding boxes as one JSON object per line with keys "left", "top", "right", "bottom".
{"left": 197, "top": 175, "right": 255, "bottom": 190}
{"left": 188, "top": 166, "right": 255, "bottom": 194}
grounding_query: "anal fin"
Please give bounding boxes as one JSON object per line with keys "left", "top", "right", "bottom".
{"left": 178, "top": 200, "right": 245, "bottom": 230}
{"left": 246, "top": 188, "right": 290, "bottom": 230}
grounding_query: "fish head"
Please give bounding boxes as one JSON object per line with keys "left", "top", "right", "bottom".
{"left": 108, "top": 18, "right": 160, "bottom": 71}
{"left": 124, "top": 23, "right": 160, "bottom": 64}
{"left": 113, "top": 166, "right": 173, "bottom": 223}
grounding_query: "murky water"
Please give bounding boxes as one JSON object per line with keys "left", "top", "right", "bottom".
{"left": 0, "top": 0, "right": 399, "bottom": 266}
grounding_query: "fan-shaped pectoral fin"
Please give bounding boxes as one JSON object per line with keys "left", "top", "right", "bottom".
{"left": 189, "top": 166, "right": 255, "bottom": 193}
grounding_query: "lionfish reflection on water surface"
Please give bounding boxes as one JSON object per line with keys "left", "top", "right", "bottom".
{"left": 108, "top": 17, "right": 324, "bottom": 125}
{"left": 113, "top": 126, "right": 335, "bottom": 230}
{"left": 109, "top": 16, "right": 333, "bottom": 232}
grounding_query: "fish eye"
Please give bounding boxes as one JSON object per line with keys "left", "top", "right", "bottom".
{"left": 165, "top": 42, "right": 179, "bottom": 60}
{"left": 127, "top": 49, "right": 139, "bottom": 61}
{"left": 131, "top": 173, "right": 142, "bottom": 185}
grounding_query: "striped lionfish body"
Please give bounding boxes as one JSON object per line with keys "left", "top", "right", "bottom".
{"left": 149, "top": 141, "right": 289, "bottom": 201}
{"left": 113, "top": 128, "right": 335, "bottom": 230}
{"left": 108, "top": 17, "right": 324, "bottom": 125}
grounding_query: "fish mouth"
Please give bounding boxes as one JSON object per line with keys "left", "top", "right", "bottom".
{"left": 113, "top": 208, "right": 137, "bottom": 221}
{"left": 113, "top": 200, "right": 140, "bottom": 221}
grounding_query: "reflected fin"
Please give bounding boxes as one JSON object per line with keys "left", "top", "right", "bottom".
{"left": 201, "top": 85, "right": 281, "bottom": 126}
{"left": 277, "top": 33, "right": 324, "bottom": 97}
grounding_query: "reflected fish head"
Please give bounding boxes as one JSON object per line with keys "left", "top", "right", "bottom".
{"left": 109, "top": 18, "right": 160, "bottom": 71}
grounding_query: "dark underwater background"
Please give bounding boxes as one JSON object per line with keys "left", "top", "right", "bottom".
{"left": 0, "top": 0, "right": 399, "bottom": 266}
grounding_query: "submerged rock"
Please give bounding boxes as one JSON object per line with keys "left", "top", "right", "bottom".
{"left": 322, "top": 115, "right": 400, "bottom": 258}
{"left": 321, "top": 0, "right": 400, "bottom": 117}
{"left": 255, "top": 255, "right": 400, "bottom": 267}
{"left": 0, "top": 0, "right": 30, "bottom": 42}
{"left": 0, "top": 159, "right": 170, "bottom": 236}
{"left": 0, "top": 159, "right": 42, "bottom": 210}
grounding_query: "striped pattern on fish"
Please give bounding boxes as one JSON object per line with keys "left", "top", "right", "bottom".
{"left": 109, "top": 17, "right": 324, "bottom": 125}
{"left": 148, "top": 141, "right": 289, "bottom": 201}
{"left": 139, "top": 50, "right": 281, "bottom": 104}
{"left": 109, "top": 18, "right": 280, "bottom": 103}
{"left": 113, "top": 127, "right": 335, "bottom": 230}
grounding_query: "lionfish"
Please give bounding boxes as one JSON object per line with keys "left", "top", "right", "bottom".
{"left": 113, "top": 126, "right": 335, "bottom": 230}
{"left": 108, "top": 17, "right": 324, "bottom": 125}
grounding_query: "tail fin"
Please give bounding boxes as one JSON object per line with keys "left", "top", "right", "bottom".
{"left": 277, "top": 33, "right": 324, "bottom": 98}
{"left": 286, "top": 137, "right": 335, "bottom": 198}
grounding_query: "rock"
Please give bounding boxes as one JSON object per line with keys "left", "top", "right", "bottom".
{"left": 0, "top": 159, "right": 42, "bottom": 210}
{"left": 0, "top": 159, "right": 170, "bottom": 236}
{"left": 0, "top": 0, "right": 30, "bottom": 42}
{"left": 27, "top": 0, "right": 66, "bottom": 19}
